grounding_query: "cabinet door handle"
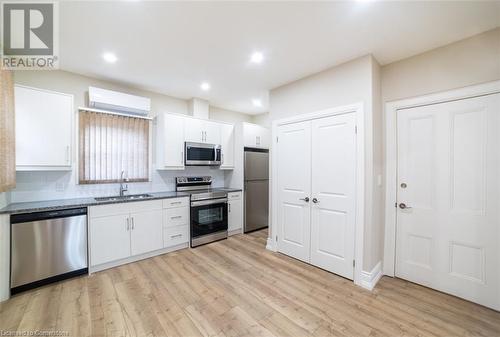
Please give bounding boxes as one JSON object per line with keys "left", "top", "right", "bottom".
{"left": 131, "top": 217, "right": 135, "bottom": 230}
{"left": 171, "top": 234, "right": 182, "bottom": 239}
{"left": 228, "top": 203, "right": 231, "bottom": 212}
{"left": 171, "top": 215, "right": 182, "bottom": 219}
{"left": 126, "top": 217, "right": 130, "bottom": 231}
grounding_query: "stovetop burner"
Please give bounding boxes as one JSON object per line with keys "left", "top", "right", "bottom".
{"left": 175, "top": 176, "right": 228, "bottom": 201}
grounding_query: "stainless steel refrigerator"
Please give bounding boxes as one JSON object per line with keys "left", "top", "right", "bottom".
{"left": 244, "top": 148, "right": 269, "bottom": 233}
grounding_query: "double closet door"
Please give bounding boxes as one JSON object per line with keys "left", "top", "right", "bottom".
{"left": 277, "top": 113, "right": 357, "bottom": 280}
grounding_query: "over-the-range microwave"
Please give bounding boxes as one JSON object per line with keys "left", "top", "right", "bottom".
{"left": 185, "top": 142, "right": 221, "bottom": 166}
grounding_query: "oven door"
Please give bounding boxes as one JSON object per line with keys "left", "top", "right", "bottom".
{"left": 190, "top": 198, "right": 228, "bottom": 241}
{"left": 185, "top": 142, "right": 221, "bottom": 166}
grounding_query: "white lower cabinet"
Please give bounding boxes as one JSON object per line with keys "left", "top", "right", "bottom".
{"left": 90, "top": 214, "right": 131, "bottom": 266}
{"left": 228, "top": 192, "right": 243, "bottom": 234}
{"left": 164, "top": 225, "right": 189, "bottom": 247}
{"left": 89, "top": 197, "right": 189, "bottom": 271}
{"left": 130, "top": 209, "right": 163, "bottom": 256}
{"left": 163, "top": 203, "right": 189, "bottom": 247}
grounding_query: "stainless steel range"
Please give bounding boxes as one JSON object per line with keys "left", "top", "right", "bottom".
{"left": 176, "top": 176, "right": 228, "bottom": 247}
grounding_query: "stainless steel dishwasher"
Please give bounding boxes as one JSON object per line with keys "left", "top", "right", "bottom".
{"left": 10, "top": 207, "right": 88, "bottom": 294}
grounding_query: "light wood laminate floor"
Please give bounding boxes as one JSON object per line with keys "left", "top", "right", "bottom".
{"left": 1, "top": 229, "right": 499, "bottom": 337}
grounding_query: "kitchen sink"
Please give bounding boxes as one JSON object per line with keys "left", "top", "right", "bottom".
{"left": 94, "top": 194, "right": 154, "bottom": 202}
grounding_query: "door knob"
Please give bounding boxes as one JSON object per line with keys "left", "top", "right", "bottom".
{"left": 312, "top": 198, "right": 319, "bottom": 203}
{"left": 399, "top": 203, "right": 412, "bottom": 210}
{"left": 300, "top": 197, "right": 310, "bottom": 202}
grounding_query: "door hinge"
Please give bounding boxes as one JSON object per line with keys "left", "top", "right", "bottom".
{"left": 353, "top": 260, "right": 356, "bottom": 267}
{"left": 395, "top": 202, "right": 398, "bottom": 208}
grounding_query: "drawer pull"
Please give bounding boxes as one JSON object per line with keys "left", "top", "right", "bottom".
{"left": 170, "top": 234, "right": 183, "bottom": 239}
{"left": 170, "top": 201, "right": 182, "bottom": 205}
{"left": 170, "top": 215, "right": 182, "bottom": 219}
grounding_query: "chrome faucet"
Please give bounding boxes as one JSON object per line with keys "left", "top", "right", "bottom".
{"left": 119, "top": 170, "right": 128, "bottom": 196}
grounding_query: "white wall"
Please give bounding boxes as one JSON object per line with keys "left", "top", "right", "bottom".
{"left": 209, "top": 106, "right": 253, "bottom": 124}
{"left": 382, "top": 27, "right": 500, "bottom": 103}
{"left": 251, "top": 112, "right": 271, "bottom": 128}
{"left": 268, "top": 54, "right": 383, "bottom": 271}
{"left": 10, "top": 70, "right": 248, "bottom": 203}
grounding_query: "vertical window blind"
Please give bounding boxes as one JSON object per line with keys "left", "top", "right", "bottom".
{"left": 0, "top": 69, "right": 16, "bottom": 192}
{"left": 79, "top": 110, "right": 150, "bottom": 184}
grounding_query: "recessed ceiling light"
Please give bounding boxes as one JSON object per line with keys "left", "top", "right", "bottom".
{"left": 252, "top": 99, "right": 262, "bottom": 107}
{"left": 250, "top": 51, "right": 264, "bottom": 64}
{"left": 200, "top": 82, "right": 211, "bottom": 91}
{"left": 102, "top": 52, "right": 117, "bottom": 63}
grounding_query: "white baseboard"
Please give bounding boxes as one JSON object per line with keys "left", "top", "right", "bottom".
{"left": 266, "top": 237, "right": 277, "bottom": 252}
{"left": 359, "top": 261, "right": 383, "bottom": 291}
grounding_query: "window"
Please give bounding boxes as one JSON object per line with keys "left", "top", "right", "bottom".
{"left": 78, "top": 110, "right": 150, "bottom": 184}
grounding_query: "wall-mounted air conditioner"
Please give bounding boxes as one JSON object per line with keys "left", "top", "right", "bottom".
{"left": 88, "top": 86, "right": 151, "bottom": 116}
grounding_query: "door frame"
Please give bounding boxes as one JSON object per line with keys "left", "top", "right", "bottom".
{"left": 383, "top": 80, "right": 500, "bottom": 277}
{"left": 269, "top": 102, "right": 365, "bottom": 286}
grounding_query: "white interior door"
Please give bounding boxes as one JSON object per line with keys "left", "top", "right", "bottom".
{"left": 396, "top": 93, "right": 500, "bottom": 310}
{"left": 310, "top": 113, "right": 356, "bottom": 280}
{"left": 277, "top": 121, "right": 312, "bottom": 263}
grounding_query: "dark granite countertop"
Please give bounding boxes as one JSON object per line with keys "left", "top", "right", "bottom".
{"left": 0, "top": 188, "right": 242, "bottom": 215}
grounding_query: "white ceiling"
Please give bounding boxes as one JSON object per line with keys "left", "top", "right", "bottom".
{"left": 59, "top": 1, "right": 500, "bottom": 114}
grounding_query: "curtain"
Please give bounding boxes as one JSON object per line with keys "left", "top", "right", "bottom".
{"left": 0, "top": 69, "right": 15, "bottom": 192}
{"left": 79, "top": 110, "right": 150, "bottom": 184}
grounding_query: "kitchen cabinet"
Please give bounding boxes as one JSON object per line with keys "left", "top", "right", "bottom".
{"left": 130, "top": 209, "right": 163, "bottom": 256}
{"left": 184, "top": 118, "right": 205, "bottom": 143}
{"left": 89, "top": 199, "right": 186, "bottom": 271}
{"left": 220, "top": 123, "right": 235, "bottom": 169}
{"left": 228, "top": 191, "right": 243, "bottom": 234}
{"left": 15, "top": 85, "right": 73, "bottom": 171}
{"left": 163, "top": 204, "right": 189, "bottom": 247}
{"left": 156, "top": 112, "right": 235, "bottom": 170}
{"left": 185, "top": 118, "right": 221, "bottom": 144}
{"left": 156, "top": 113, "right": 185, "bottom": 169}
{"left": 89, "top": 214, "right": 131, "bottom": 266}
{"left": 243, "top": 122, "right": 270, "bottom": 149}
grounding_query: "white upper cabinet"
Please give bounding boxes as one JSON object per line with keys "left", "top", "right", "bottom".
{"left": 156, "top": 112, "right": 235, "bottom": 170}
{"left": 184, "top": 118, "right": 205, "bottom": 143}
{"left": 204, "top": 120, "right": 221, "bottom": 144}
{"left": 243, "top": 122, "right": 270, "bottom": 149}
{"left": 15, "top": 85, "right": 73, "bottom": 170}
{"left": 220, "top": 123, "right": 235, "bottom": 169}
{"left": 184, "top": 118, "right": 221, "bottom": 144}
{"left": 156, "top": 113, "right": 185, "bottom": 170}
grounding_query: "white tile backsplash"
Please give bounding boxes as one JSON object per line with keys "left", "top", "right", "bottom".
{"left": 10, "top": 167, "right": 226, "bottom": 203}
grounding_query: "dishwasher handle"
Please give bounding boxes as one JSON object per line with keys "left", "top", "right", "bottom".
{"left": 11, "top": 207, "right": 88, "bottom": 224}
